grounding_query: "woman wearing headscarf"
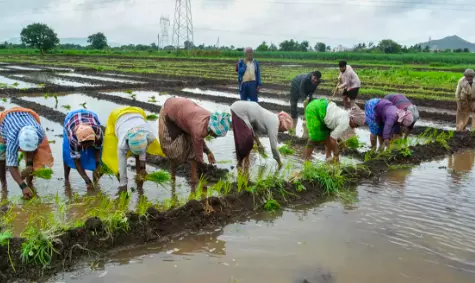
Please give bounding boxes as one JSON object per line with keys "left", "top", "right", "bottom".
{"left": 230, "top": 100, "right": 293, "bottom": 171}
{"left": 304, "top": 98, "right": 366, "bottom": 162}
{"left": 63, "top": 109, "right": 103, "bottom": 190}
{"left": 102, "top": 106, "right": 164, "bottom": 193}
{"left": 365, "top": 98, "right": 412, "bottom": 150}
{"left": 384, "top": 93, "right": 419, "bottom": 137}
{"left": 159, "top": 97, "right": 231, "bottom": 185}
{"left": 0, "top": 107, "right": 54, "bottom": 199}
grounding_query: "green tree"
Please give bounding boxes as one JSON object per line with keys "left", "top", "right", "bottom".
{"left": 20, "top": 23, "right": 59, "bottom": 55}
{"left": 256, "top": 41, "right": 269, "bottom": 52}
{"left": 315, "top": 42, "right": 326, "bottom": 52}
{"left": 279, "top": 39, "right": 298, "bottom": 51}
{"left": 184, "top": 40, "right": 194, "bottom": 50}
{"left": 299, "top": 41, "right": 309, "bottom": 52}
{"left": 269, "top": 43, "right": 278, "bottom": 51}
{"left": 377, "top": 39, "right": 402, "bottom": 54}
{"left": 87, "top": 32, "right": 108, "bottom": 49}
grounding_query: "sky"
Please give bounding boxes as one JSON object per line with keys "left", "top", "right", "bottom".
{"left": 0, "top": 0, "right": 473, "bottom": 49}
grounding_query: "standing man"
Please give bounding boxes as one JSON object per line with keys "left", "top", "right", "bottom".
{"left": 338, "top": 61, "right": 361, "bottom": 109}
{"left": 455, "top": 69, "right": 475, "bottom": 131}
{"left": 289, "top": 71, "right": 322, "bottom": 137}
{"left": 236, "top": 47, "right": 262, "bottom": 102}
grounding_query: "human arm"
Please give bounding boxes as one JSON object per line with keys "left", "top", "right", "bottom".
{"left": 324, "top": 136, "right": 339, "bottom": 162}
{"left": 118, "top": 148, "right": 128, "bottom": 189}
{"left": 382, "top": 113, "right": 397, "bottom": 142}
{"left": 203, "top": 141, "right": 215, "bottom": 164}
{"left": 192, "top": 133, "right": 206, "bottom": 164}
{"left": 338, "top": 73, "right": 347, "bottom": 89}
{"left": 237, "top": 60, "right": 246, "bottom": 76}
{"left": 304, "top": 140, "right": 318, "bottom": 160}
{"left": 267, "top": 129, "right": 282, "bottom": 168}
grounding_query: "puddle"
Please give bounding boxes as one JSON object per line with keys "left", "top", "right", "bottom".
{"left": 59, "top": 73, "right": 145, "bottom": 84}
{"left": 11, "top": 73, "right": 101, "bottom": 87}
{"left": 0, "top": 75, "right": 39, "bottom": 89}
{"left": 4, "top": 65, "right": 42, "bottom": 71}
{"left": 53, "top": 152, "right": 475, "bottom": 283}
{"left": 0, "top": 68, "right": 8, "bottom": 71}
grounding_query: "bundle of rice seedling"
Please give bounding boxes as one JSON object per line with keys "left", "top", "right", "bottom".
{"left": 343, "top": 136, "right": 363, "bottom": 150}
{"left": 32, "top": 168, "right": 53, "bottom": 180}
{"left": 145, "top": 114, "right": 159, "bottom": 121}
{"left": 144, "top": 170, "right": 171, "bottom": 184}
{"left": 278, "top": 143, "right": 295, "bottom": 155}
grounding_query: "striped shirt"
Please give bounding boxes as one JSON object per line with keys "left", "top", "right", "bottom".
{"left": 0, "top": 112, "right": 45, "bottom": 167}
{"left": 64, "top": 111, "right": 103, "bottom": 159}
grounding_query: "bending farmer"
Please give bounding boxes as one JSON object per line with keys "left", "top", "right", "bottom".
{"left": 365, "top": 98, "right": 412, "bottom": 150}
{"left": 304, "top": 98, "right": 365, "bottom": 162}
{"left": 337, "top": 61, "right": 361, "bottom": 109}
{"left": 230, "top": 100, "right": 293, "bottom": 171}
{"left": 455, "top": 69, "right": 475, "bottom": 131}
{"left": 159, "top": 97, "right": 231, "bottom": 186}
{"left": 236, "top": 47, "right": 262, "bottom": 102}
{"left": 63, "top": 109, "right": 103, "bottom": 190}
{"left": 289, "top": 71, "right": 322, "bottom": 137}
{"left": 102, "top": 106, "right": 164, "bottom": 193}
{"left": 384, "top": 93, "right": 419, "bottom": 137}
{"left": 0, "top": 107, "right": 54, "bottom": 199}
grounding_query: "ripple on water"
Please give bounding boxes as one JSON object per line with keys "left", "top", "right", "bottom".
{"left": 357, "top": 153, "right": 475, "bottom": 272}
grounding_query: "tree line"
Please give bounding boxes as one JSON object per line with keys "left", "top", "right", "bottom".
{"left": 1, "top": 23, "right": 472, "bottom": 54}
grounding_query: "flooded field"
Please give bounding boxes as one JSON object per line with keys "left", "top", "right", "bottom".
{"left": 52, "top": 152, "right": 475, "bottom": 283}
{"left": 0, "top": 62, "right": 473, "bottom": 283}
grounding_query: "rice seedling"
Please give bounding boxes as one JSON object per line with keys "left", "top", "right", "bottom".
{"left": 20, "top": 214, "right": 61, "bottom": 268}
{"left": 99, "top": 162, "right": 115, "bottom": 176}
{"left": 53, "top": 94, "right": 58, "bottom": 108}
{"left": 62, "top": 105, "right": 71, "bottom": 111}
{"left": 342, "top": 136, "right": 364, "bottom": 150}
{"left": 148, "top": 96, "right": 157, "bottom": 103}
{"left": 1, "top": 97, "right": 7, "bottom": 102}
{"left": 32, "top": 168, "right": 53, "bottom": 180}
{"left": 300, "top": 161, "right": 346, "bottom": 195}
{"left": 278, "top": 143, "right": 295, "bottom": 155}
{"left": 43, "top": 93, "right": 49, "bottom": 99}
{"left": 263, "top": 198, "right": 280, "bottom": 212}
{"left": 237, "top": 172, "right": 248, "bottom": 193}
{"left": 253, "top": 143, "right": 268, "bottom": 159}
{"left": 85, "top": 194, "right": 129, "bottom": 234}
{"left": 38, "top": 84, "right": 45, "bottom": 88}
{"left": 12, "top": 82, "right": 19, "bottom": 87}
{"left": 204, "top": 135, "right": 214, "bottom": 141}
{"left": 0, "top": 230, "right": 15, "bottom": 272}
{"left": 136, "top": 196, "right": 153, "bottom": 216}
{"left": 145, "top": 114, "right": 159, "bottom": 121}
{"left": 144, "top": 170, "right": 171, "bottom": 185}
{"left": 125, "top": 90, "right": 133, "bottom": 94}
{"left": 80, "top": 102, "right": 87, "bottom": 109}
{"left": 48, "top": 140, "right": 56, "bottom": 144}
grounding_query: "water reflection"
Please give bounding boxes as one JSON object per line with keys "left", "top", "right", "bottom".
{"left": 448, "top": 151, "right": 475, "bottom": 184}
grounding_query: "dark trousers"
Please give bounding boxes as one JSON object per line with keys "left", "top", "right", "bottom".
{"left": 240, "top": 81, "right": 258, "bottom": 102}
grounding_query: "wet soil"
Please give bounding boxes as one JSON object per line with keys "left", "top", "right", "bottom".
{"left": 2, "top": 130, "right": 474, "bottom": 282}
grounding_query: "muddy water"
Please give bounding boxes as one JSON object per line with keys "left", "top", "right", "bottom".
{"left": 4, "top": 65, "right": 42, "bottom": 71}
{"left": 13, "top": 73, "right": 101, "bottom": 87}
{"left": 53, "top": 151, "right": 475, "bottom": 283}
{"left": 59, "top": 73, "right": 145, "bottom": 84}
{"left": 0, "top": 75, "right": 38, "bottom": 89}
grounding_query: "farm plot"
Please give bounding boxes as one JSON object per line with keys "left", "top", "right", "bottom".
{"left": 0, "top": 60, "right": 474, "bottom": 282}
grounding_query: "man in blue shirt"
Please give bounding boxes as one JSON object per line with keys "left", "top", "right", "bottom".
{"left": 236, "top": 47, "right": 262, "bottom": 102}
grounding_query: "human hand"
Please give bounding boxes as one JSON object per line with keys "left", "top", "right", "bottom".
{"left": 22, "top": 187, "right": 34, "bottom": 200}
{"left": 207, "top": 153, "right": 216, "bottom": 164}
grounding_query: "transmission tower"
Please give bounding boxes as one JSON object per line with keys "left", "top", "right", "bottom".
{"left": 159, "top": 17, "right": 170, "bottom": 49}
{"left": 172, "top": 0, "right": 194, "bottom": 49}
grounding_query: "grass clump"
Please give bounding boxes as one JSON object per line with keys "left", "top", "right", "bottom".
{"left": 62, "top": 104, "right": 71, "bottom": 111}
{"left": 263, "top": 199, "right": 280, "bottom": 211}
{"left": 32, "top": 168, "right": 53, "bottom": 180}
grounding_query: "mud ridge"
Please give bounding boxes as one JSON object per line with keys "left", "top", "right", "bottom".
{"left": 1, "top": 131, "right": 474, "bottom": 282}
